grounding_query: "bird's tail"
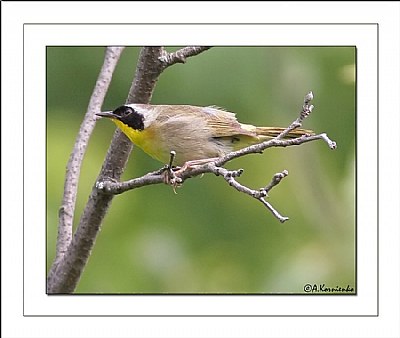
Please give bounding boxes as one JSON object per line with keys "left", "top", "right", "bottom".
{"left": 255, "top": 126, "right": 314, "bottom": 139}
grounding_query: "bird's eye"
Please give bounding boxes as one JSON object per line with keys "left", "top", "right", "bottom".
{"left": 121, "top": 107, "right": 134, "bottom": 117}
{"left": 112, "top": 105, "right": 134, "bottom": 118}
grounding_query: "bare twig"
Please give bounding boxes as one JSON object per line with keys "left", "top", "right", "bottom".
{"left": 214, "top": 166, "right": 289, "bottom": 223}
{"left": 54, "top": 47, "right": 124, "bottom": 262}
{"left": 277, "top": 91, "right": 314, "bottom": 139}
{"left": 158, "top": 46, "right": 211, "bottom": 66}
{"left": 264, "top": 170, "right": 289, "bottom": 193}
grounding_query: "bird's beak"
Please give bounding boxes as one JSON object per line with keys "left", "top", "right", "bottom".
{"left": 95, "top": 111, "right": 117, "bottom": 119}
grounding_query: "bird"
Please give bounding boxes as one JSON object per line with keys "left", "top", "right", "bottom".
{"left": 96, "top": 104, "right": 313, "bottom": 166}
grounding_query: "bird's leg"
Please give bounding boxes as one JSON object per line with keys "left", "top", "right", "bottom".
{"left": 161, "top": 153, "right": 219, "bottom": 191}
{"left": 174, "top": 157, "right": 220, "bottom": 176}
{"left": 161, "top": 151, "right": 182, "bottom": 190}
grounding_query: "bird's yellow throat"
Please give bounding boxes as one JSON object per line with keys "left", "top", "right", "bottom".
{"left": 112, "top": 118, "right": 162, "bottom": 162}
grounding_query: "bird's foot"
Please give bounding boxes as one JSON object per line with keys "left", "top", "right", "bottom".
{"left": 161, "top": 151, "right": 183, "bottom": 193}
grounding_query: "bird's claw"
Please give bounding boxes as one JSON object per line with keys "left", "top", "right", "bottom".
{"left": 161, "top": 151, "right": 183, "bottom": 193}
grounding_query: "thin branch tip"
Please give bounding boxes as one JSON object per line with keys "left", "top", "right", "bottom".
{"left": 304, "top": 91, "right": 314, "bottom": 103}
{"left": 264, "top": 169, "right": 289, "bottom": 193}
{"left": 320, "top": 133, "right": 337, "bottom": 149}
{"left": 260, "top": 197, "right": 289, "bottom": 223}
{"left": 158, "top": 46, "right": 211, "bottom": 67}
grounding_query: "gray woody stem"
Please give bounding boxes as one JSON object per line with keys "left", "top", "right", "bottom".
{"left": 54, "top": 47, "right": 124, "bottom": 263}
{"left": 47, "top": 46, "right": 210, "bottom": 294}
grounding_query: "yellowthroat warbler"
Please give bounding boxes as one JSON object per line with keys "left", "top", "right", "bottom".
{"left": 96, "top": 104, "right": 313, "bottom": 166}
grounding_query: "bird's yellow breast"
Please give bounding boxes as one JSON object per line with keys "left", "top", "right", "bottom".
{"left": 113, "top": 119, "right": 166, "bottom": 162}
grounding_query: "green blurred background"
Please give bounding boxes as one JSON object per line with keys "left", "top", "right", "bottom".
{"left": 47, "top": 47, "right": 355, "bottom": 294}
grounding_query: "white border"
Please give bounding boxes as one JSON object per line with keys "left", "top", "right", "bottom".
{"left": 25, "top": 23, "right": 372, "bottom": 316}
{"left": 2, "top": 1, "right": 399, "bottom": 337}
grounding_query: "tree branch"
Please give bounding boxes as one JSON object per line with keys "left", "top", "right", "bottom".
{"left": 47, "top": 46, "right": 211, "bottom": 294}
{"left": 158, "top": 46, "right": 211, "bottom": 66}
{"left": 54, "top": 47, "right": 124, "bottom": 263}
